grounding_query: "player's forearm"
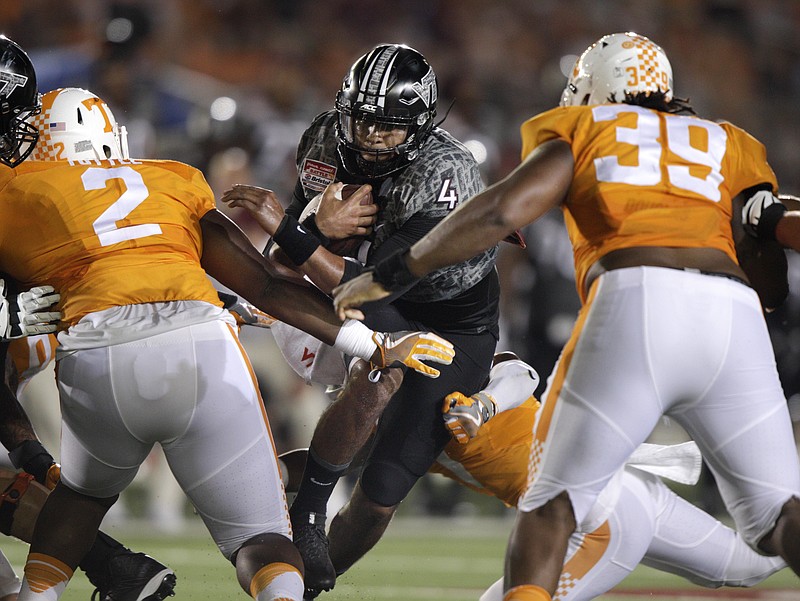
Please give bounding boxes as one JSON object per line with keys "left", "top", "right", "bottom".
{"left": 260, "top": 276, "right": 344, "bottom": 346}
{"left": 298, "top": 248, "right": 347, "bottom": 295}
{"left": 0, "top": 384, "right": 37, "bottom": 452}
{"left": 775, "top": 212, "right": 800, "bottom": 253}
{"left": 406, "top": 186, "right": 511, "bottom": 277}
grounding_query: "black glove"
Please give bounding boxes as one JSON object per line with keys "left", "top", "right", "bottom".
{"left": 9, "top": 440, "right": 60, "bottom": 489}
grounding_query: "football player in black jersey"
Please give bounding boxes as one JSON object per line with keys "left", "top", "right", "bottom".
{"left": 222, "top": 43, "right": 502, "bottom": 598}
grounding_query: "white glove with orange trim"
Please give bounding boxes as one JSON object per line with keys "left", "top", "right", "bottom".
{"left": 218, "top": 291, "right": 277, "bottom": 329}
{"left": 228, "top": 297, "right": 277, "bottom": 329}
{"left": 370, "top": 331, "right": 455, "bottom": 378}
{"left": 442, "top": 391, "right": 497, "bottom": 444}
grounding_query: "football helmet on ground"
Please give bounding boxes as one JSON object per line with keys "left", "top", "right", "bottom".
{"left": 560, "top": 32, "right": 673, "bottom": 107}
{"left": 0, "top": 35, "right": 40, "bottom": 167}
{"left": 29, "top": 87, "right": 129, "bottom": 161}
{"left": 335, "top": 43, "right": 437, "bottom": 179}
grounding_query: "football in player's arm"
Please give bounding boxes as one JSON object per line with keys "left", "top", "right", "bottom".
{"left": 223, "top": 43, "right": 497, "bottom": 600}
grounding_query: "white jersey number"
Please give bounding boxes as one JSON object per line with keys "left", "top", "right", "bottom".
{"left": 436, "top": 178, "right": 460, "bottom": 210}
{"left": 592, "top": 105, "right": 726, "bottom": 202}
{"left": 82, "top": 166, "right": 163, "bottom": 246}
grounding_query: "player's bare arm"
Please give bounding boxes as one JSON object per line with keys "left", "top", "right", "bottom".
{"left": 199, "top": 208, "right": 454, "bottom": 377}
{"left": 200, "top": 208, "right": 355, "bottom": 346}
{"left": 332, "top": 139, "right": 573, "bottom": 319}
{"left": 221, "top": 184, "right": 348, "bottom": 294}
{"left": 407, "top": 138, "right": 573, "bottom": 276}
{"left": 223, "top": 183, "right": 376, "bottom": 294}
{"left": 220, "top": 184, "right": 326, "bottom": 285}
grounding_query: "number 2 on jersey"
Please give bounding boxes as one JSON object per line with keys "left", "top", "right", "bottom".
{"left": 82, "top": 166, "right": 163, "bottom": 246}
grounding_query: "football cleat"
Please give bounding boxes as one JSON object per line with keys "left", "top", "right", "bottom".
{"left": 88, "top": 551, "right": 176, "bottom": 601}
{"left": 291, "top": 511, "right": 336, "bottom": 597}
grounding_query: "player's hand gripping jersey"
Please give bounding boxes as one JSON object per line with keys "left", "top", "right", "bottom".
{"left": 0, "top": 158, "right": 223, "bottom": 327}
{"left": 520, "top": 105, "right": 778, "bottom": 302}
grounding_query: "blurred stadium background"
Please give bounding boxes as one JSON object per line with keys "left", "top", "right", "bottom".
{"left": 2, "top": 0, "right": 800, "bottom": 596}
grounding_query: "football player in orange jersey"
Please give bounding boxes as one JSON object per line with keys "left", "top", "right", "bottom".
{"left": 275, "top": 352, "right": 787, "bottom": 599}
{"left": 0, "top": 66, "right": 454, "bottom": 601}
{"left": 334, "top": 32, "right": 800, "bottom": 600}
{"left": 0, "top": 35, "right": 180, "bottom": 601}
{"left": 438, "top": 355, "right": 788, "bottom": 600}
{"left": 0, "top": 291, "right": 271, "bottom": 601}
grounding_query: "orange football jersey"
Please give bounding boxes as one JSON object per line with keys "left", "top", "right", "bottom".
{"left": 431, "top": 397, "right": 540, "bottom": 507}
{"left": 520, "top": 105, "right": 778, "bottom": 302}
{"left": 0, "top": 159, "right": 222, "bottom": 326}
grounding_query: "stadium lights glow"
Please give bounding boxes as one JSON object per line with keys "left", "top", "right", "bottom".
{"left": 210, "top": 97, "right": 237, "bottom": 121}
{"left": 560, "top": 54, "right": 579, "bottom": 77}
{"left": 463, "top": 139, "right": 488, "bottom": 165}
{"left": 106, "top": 18, "right": 134, "bottom": 44}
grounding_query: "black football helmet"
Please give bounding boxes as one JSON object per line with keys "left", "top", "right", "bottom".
{"left": 0, "top": 35, "right": 40, "bottom": 167}
{"left": 335, "top": 44, "right": 437, "bottom": 179}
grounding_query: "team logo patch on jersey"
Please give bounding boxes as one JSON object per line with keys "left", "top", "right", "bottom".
{"left": 300, "top": 159, "right": 337, "bottom": 193}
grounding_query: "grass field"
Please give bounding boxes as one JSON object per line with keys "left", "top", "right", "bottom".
{"left": 1, "top": 513, "right": 797, "bottom": 600}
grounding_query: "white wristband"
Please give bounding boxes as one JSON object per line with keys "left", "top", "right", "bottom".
{"left": 484, "top": 359, "right": 540, "bottom": 413}
{"left": 333, "top": 319, "right": 376, "bottom": 361}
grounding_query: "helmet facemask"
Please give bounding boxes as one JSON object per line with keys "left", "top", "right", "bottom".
{"left": 335, "top": 44, "right": 437, "bottom": 179}
{"left": 0, "top": 35, "right": 41, "bottom": 167}
{"left": 0, "top": 102, "right": 40, "bottom": 167}
{"left": 29, "top": 87, "right": 129, "bottom": 162}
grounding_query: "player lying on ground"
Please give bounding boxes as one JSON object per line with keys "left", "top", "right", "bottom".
{"left": 280, "top": 352, "right": 787, "bottom": 600}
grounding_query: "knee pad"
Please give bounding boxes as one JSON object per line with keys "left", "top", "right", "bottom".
{"left": 360, "top": 462, "right": 417, "bottom": 507}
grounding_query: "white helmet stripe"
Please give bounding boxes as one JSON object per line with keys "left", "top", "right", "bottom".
{"left": 358, "top": 46, "right": 399, "bottom": 109}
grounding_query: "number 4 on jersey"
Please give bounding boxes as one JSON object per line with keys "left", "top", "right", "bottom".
{"left": 436, "top": 178, "right": 459, "bottom": 211}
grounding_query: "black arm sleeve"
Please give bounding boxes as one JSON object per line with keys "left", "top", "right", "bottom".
{"left": 336, "top": 213, "right": 444, "bottom": 303}
{"left": 285, "top": 178, "right": 308, "bottom": 219}
{"left": 368, "top": 213, "right": 443, "bottom": 265}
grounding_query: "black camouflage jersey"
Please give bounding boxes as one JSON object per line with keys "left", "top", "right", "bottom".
{"left": 285, "top": 110, "right": 499, "bottom": 332}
